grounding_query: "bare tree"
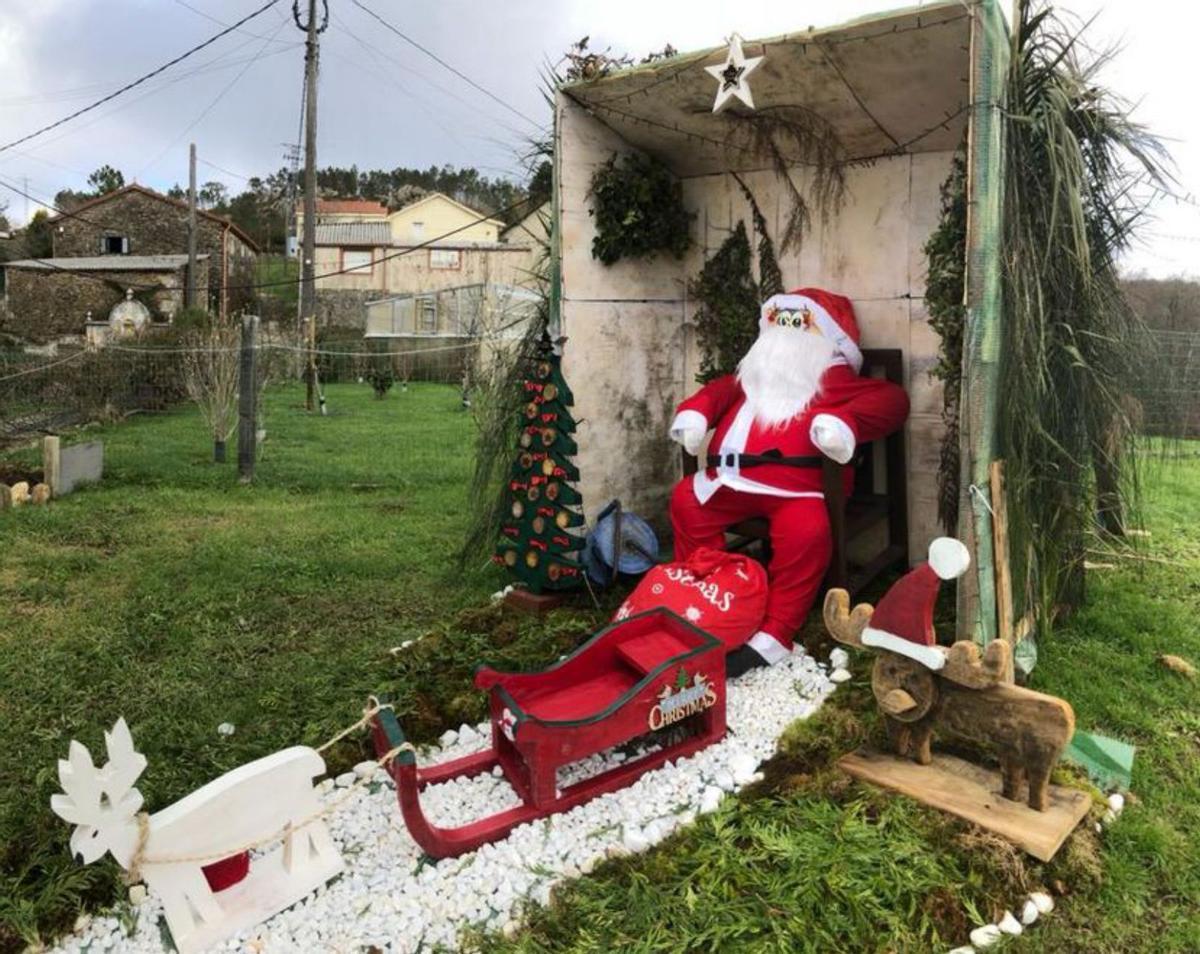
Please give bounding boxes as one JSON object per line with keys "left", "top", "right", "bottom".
{"left": 183, "top": 322, "right": 240, "bottom": 462}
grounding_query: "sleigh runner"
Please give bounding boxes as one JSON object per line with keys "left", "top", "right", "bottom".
{"left": 372, "top": 609, "right": 727, "bottom": 858}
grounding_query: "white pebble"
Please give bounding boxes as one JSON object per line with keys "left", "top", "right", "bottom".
{"left": 439, "top": 729, "right": 459, "bottom": 748}
{"left": 946, "top": 947, "right": 975, "bottom": 954}
{"left": 1021, "top": 898, "right": 1040, "bottom": 925}
{"left": 829, "top": 647, "right": 849, "bottom": 669}
{"left": 353, "top": 760, "right": 378, "bottom": 779}
{"left": 127, "top": 885, "right": 146, "bottom": 906}
{"left": 1030, "top": 891, "right": 1055, "bottom": 914}
{"left": 1107, "top": 791, "right": 1125, "bottom": 815}
{"left": 623, "top": 828, "right": 649, "bottom": 853}
{"left": 334, "top": 772, "right": 355, "bottom": 788}
{"left": 698, "top": 786, "right": 723, "bottom": 814}
{"left": 969, "top": 924, "right": 1003, "bottom": 948}
{"left": 997, "top": 911, "right": 1022, "bottom": 935}
{"left": 217, "top": 722, "right": 236, "bottom": 736}
{"left": 829, "top": 668, "right": 852, "bottom": 684}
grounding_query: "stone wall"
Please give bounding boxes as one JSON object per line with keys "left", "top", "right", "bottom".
{"left": 314, "top": 289, "right": 377, "bottom": 330}
{"left": 1, "top": 260, "right": 205, "bottom": 343}
{"left": 53, "top": 188, "right": 254, "bottom": 314}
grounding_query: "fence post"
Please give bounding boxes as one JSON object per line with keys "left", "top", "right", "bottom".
{"left": 238, "top": 315, "right": 259, "bottom": 483}
{"left": 43, "top": 436, "right": 62, "bottom": 496}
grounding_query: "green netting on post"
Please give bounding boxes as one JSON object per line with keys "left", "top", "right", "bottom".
{"left": 956, "top": 0, "right": 1009, "bottom": 644}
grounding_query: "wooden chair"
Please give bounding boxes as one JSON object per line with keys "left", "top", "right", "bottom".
{"left": 680, "top": 348, "right": 908, "bottom": 599}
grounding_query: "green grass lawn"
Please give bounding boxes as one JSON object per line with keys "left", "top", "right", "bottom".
{"left": 2, "top": 392, "right": 1197, "bottom": 953}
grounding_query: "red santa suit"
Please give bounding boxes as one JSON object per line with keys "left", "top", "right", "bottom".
{"left": 669, "top": 288, "right": 909, "bottom": 665}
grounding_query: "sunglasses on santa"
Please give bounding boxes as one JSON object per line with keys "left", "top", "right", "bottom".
{"left": 764, "top": 306, "right": 814, "bottom": 329}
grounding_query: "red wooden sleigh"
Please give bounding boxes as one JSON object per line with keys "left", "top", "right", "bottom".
{"left": 371, "top": 609, "right": 727, "bottom": 858}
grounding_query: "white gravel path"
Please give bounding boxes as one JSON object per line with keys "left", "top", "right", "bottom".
{"left": 51, "top": 647, "right": 838, "bottom": 954}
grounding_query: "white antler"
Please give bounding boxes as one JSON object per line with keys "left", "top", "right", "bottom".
{"left": 50, "top": 718, "right": 146, "bottom": 865}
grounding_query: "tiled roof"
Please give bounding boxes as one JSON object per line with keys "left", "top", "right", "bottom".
{"left": 4, "top": 254, "right": 205, "bottom": 271}
{"left": 315, "top": 199, "right": 388, "bottom": 216}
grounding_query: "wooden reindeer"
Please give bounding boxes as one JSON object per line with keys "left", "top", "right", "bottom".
{"left": 51, "top": 719, "right": 343, "bottom": 954}
{"left": 823, "top": 539, "right": 1075, "bottom": 813}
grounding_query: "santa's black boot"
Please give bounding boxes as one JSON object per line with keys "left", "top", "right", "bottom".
{"left": 726, "top": 644, "right": 770, "bottom": 679}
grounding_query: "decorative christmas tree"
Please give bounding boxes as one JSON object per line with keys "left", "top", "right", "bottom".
{"left": 494, "top": 334, "right": 585, "bottom": 592}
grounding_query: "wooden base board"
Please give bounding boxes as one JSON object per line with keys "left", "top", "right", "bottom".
{"left": 504, "top": 589, "right": 566, "bottom": 614}
{"left": 839, "top": 748, "right": 1091, "bottom": 862}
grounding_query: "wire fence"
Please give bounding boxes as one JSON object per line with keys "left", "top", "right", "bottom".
{"left": 1137, "top": 329, "right": 1200, "bottom": 438}
{"left": 0, "top": 322, "right": 521, "bottom": 450}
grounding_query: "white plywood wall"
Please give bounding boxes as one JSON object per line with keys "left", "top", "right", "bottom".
{"left": 558, "top": 90, "right": 954, "bottom": 559}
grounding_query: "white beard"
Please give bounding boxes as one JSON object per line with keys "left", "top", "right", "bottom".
{"left": 736, "top": 326, "right": 838, "bottom": 428}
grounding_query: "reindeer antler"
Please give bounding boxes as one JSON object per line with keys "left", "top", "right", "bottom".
{"left": 941, "top": 639, "right": 1014, "bottom": 689}
{"left": 50, "top": 718, "right": 146, "bottom": 864}
{"left": 822, "top": 589, "right": 874, "bottom": 649}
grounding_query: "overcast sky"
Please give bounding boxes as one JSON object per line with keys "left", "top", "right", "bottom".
{"left": 0, "top": 0, "right": 1195, "bottom": 276}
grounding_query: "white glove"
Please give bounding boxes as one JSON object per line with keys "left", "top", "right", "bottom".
{"left": 669, "top": 410, "right": 708, "bottom": 456}
{"left": 672, "top": 427, "right": 705, "bottom": 456}
{"left": 810, "top": 413, "right": 856, "bottom": 464}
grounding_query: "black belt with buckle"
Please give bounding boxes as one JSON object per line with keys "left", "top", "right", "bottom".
{"left": 706, "top": 449, "right": 823, "bottom": 469}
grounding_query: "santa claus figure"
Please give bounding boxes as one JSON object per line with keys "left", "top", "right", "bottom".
{"left": 668, "top": 288, "right": 909, "bottom": 675}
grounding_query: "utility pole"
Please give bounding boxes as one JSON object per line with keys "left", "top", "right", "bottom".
{"left": 295, "top": 0, "right": 327, "bottom": 412}
{"left": 186, "top": 143, "right": 198, "bottom": 311}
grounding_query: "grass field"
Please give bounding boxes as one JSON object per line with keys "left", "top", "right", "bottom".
{"left": 2, "top": 389, "right": 1197, "bottom": 953}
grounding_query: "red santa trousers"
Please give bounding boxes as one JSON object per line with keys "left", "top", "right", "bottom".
{"left": 669, "top": 480, "right": 831, "bottom": 652}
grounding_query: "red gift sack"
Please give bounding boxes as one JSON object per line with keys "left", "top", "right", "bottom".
{"left": 613, "top": 547, "right": 767, "bottom": 650}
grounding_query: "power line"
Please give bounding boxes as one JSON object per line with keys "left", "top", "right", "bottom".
{"left": 136, "top": 16, "right": 291, "bottom": 180}
{"left": 327, "top": 14, "right": 529, "bottom": 146}
{"left": 198, "top": 158, "right": 254, "bottom": 182}
{"left": 171, "top": 0, "right": 297, "bottom": 48}
{"left": 347, "top": 0, "right": 542, "bottom": 130}
{"left": 0, "top": 0, "right": 284, "bottom": 155}
{"left": 11, "top": 41, "right": 302, "bottom": 161}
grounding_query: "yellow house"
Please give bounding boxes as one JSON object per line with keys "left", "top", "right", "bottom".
{"left": 386, "top": 192, "right": 504, "bottom": 245}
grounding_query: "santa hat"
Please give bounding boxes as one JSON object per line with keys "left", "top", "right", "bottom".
{"left": 861, "top": 538, "right": 971, "bottom": 669}
{"left": 759, "top": 288, "right": 863, "bottom": 373}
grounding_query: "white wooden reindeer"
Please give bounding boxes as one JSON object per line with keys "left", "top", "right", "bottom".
{"left": 51, "top": 719, "right": 343, "bottom": 953}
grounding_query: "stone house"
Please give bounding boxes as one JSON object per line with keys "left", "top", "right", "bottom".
{"left": 309, "top": 192, "right": 530, "bottom": 327}
{"left": 1, "top": 185, "right": 259, "bottom": 342}
{"left": 2, "top": 255, "right": 209, "bottom": 344}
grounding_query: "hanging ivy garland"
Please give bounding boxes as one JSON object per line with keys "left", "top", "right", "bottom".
{"left": 689, "top": 222, "right": 759, "bottom": 383}
{"left": 588, "top": 152, "right": 692, "bottom": 266}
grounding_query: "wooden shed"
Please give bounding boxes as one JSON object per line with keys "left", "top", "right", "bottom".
{"left": 551, "top": 0, "right": 1009, "bottom": 642}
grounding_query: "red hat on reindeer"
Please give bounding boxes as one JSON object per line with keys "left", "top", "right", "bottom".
{"left": 861, "top": 537, "right": 971, "bottom": 669}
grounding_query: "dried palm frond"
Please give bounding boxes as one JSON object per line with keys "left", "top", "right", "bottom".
{"left": 998, "top": 1, "right": 1170, "bottom": 626}
{"left": 724, "top": 106, "right": 847, "bottom": 253}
